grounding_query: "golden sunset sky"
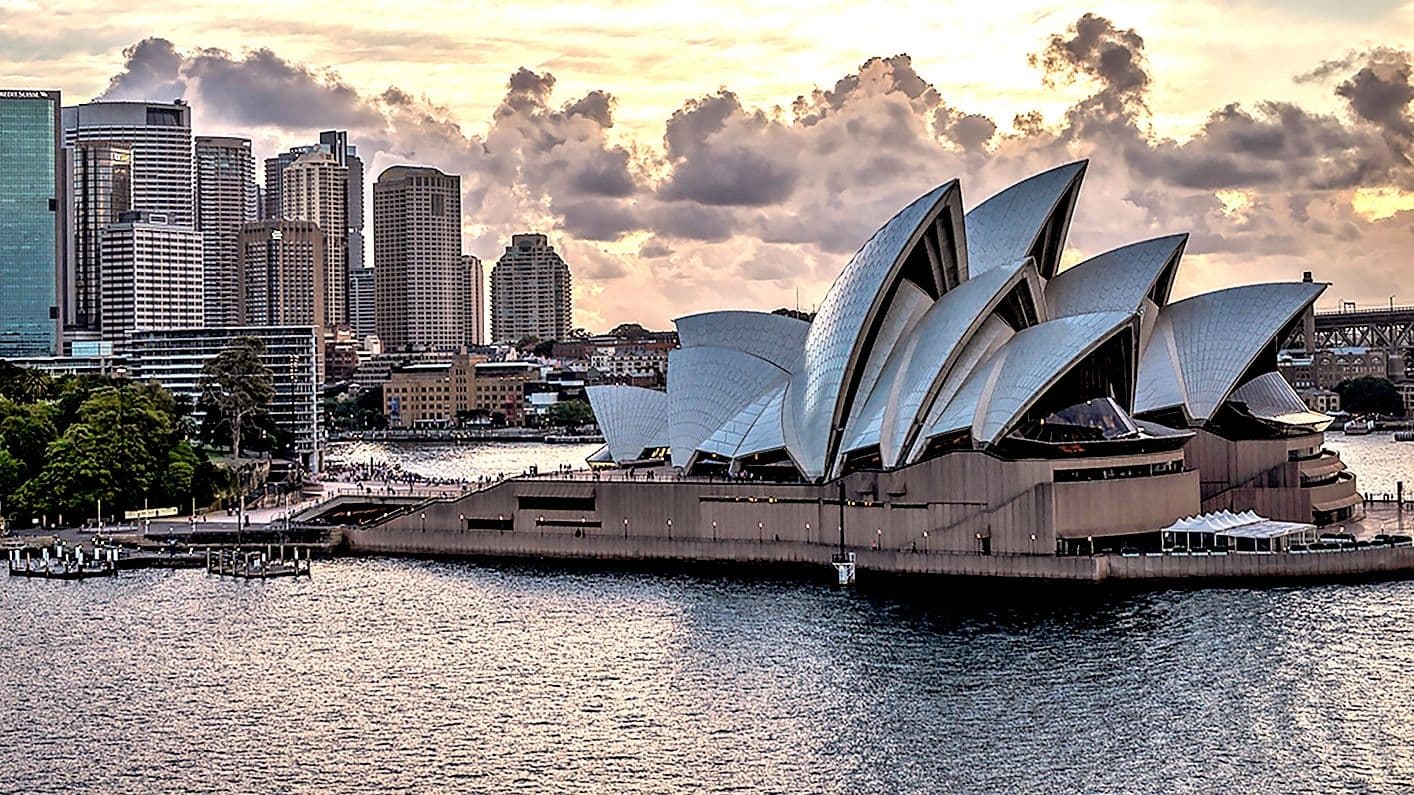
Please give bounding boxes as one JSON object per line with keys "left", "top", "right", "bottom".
{"left": 5, "top": 0, "right": 1413, "bottom": 330}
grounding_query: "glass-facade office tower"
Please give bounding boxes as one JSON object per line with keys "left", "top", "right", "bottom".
{"left": 71, "top": 141, "right": 133, "bottom": 332}
{"left": 195, "top": 136, "right": 257, "bottom": 327}
{"left": 0, "top": 89, "right": 64, "bottom": 356}
{"left": 62, "top": 101, "right": 194, "bottom": 227}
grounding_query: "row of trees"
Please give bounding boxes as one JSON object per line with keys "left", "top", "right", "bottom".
{"left": 1333, "top": 376, "right": 1405, "bottom": 416}
{"left": 0, "top": 337, "right": 277, "bottom": 526}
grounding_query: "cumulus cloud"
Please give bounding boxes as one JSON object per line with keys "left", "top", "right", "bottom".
{"left": 89, "top": 17, "right": 1414, "bottom": 328}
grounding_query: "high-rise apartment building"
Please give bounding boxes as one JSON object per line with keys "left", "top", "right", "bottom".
{"left": 373, "top": 166, "right": 462, "bottom": 351}
{"left": 462, "top": 254, "right": 485, "bottom": 347}
{"left": 349, "top": 267, "right": 376, "bottom": 340}
{"left": 0, "top": 89, "right": 65, "bottom": 357}
{"left": 195, "top": 136, "right": 257, "bottom": 327}
{"left": 237, "top": 219, "right": 325, "bottom": 327}
{"left": 265, "top": 131, "right": 364, "bottom": 270}
{"left": 262, "top": 144, "right": 315, "bottom": 219}
{"left": 318, "top": 130, "right": 365, "bottom": 273}
{"left": 99, "top": 210, "right": 203, "bottom": 342}
{"left": 490, "top": 233, "right": 573, "bottom": 343}
{"left": 62, "top": 101, "right": 194, "bottom": 227}
{"left": 69, "top": 141, "right": 132, "bottom": 334}
{"left": 282, "top": 150, "right": 347, "bottom": 329}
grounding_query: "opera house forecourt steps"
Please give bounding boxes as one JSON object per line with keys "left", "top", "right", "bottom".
{"left": 345, "top": 162, "right": 1390, "bottom": 583}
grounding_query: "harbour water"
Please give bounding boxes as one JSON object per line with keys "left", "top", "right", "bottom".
{"left": 4, "top": 438, "right": 1414, "bottom": 792}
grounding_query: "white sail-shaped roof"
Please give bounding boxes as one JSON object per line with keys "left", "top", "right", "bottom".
{"left": 1229, "top": 371, "right": 1334, "bottom": 431}
{"left": 695, "top": 386, "right": 775, "bottom": 460}
{"left": 674, "top": 310, "right": 810, "bottom": 371}
{"left": 737, "top": 382, "right": 789, "bottom": 458}
{"left": 1046, "top": 234, "right": 1187, "bottom": 317}
{"left": 921, "top": 311, "right": 1137, "bottom": 446}
{"left": 838, "top": 258, "right": 1045, "bottom": 468}
{"left": 586, "top": 385, "right": 669, "bottom": 463}
{"left": 965, "top": 161, "right": 1086, "bottom": 279}
{"left": 667, "top": 346, "right": 789, "bottom": 467}
{"left": 784, "top": 180, "right": 967, "bottom": 480}
{"left": 1134, "top": 282, "right": 1325, "bottom": 422}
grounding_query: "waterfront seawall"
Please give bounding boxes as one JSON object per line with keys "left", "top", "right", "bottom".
{"left": 342, "top": 523, "right": 1414, "bottom": 583}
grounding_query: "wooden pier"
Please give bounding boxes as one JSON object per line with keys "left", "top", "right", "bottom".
{"left": 7, "top": 546, "right": 118, "bottom": 580}
{"left": 206, "top": 547, "right": 312, "bottom": 579}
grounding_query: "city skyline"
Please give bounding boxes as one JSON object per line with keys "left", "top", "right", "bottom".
{"left": 3, "top": 3, "right": 1413, "bottom": 333}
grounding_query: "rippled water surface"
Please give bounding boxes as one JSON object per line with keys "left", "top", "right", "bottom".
{"left": 6, "top": 441, "right": 1414, "bottom": 793}
{"left": 1327, "top": 433, "right": 1414, "bottom": 496}
{"left": 6, "top": 564, "right": 1414, "bottom": 793}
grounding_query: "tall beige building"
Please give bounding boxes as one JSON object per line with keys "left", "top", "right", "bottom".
{"left": 373, "top": 165, "right": 462, "bottom": 351}
{"left": 195, "top": 136, "right": 257, "bottom": 327}
{"left": 237, "top": 219, "right": 326, "bottom": 327}
{"left": 490, "top": 233, "right": 572, "bottom": 343}
{"left": 282, "top": 150, "right": 347, "bottom": 329}
{"left": 462, "top": 253, "right": 484, "bottom": 347}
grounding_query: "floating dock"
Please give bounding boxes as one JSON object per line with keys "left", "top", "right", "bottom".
{"left": 206, "top": 547, "right": 312, "bottom": 579}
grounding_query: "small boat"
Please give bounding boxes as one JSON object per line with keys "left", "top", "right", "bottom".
{"left": 1344, "top": 418, "right": 1375, "bottom": 435}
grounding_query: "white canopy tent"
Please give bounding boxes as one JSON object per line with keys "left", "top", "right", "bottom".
{"left": 1159, "top": 510, "right": 1316, "bottom": 553}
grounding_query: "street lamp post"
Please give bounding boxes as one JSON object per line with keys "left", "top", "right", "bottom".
{"left": 922, "top": 530, "right": 928, "bottom": 553}
{"left": 420, "top": 512, "right": 426, "bottom": 533}
{"left": 758, "top": 522, "right": 764, "bottom": 543}
{"left": 666, "top": 519, "right": 672, "bottom": 540}
{"left": 623, "top": 517, "right": 629, "bottom": 538}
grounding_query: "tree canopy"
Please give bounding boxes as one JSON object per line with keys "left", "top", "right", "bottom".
{"left": 0, "top": 374, "right": 228, "bottom": 524}
{"left": 545, "top": 399, "right": 594, "bottom": 428}
{"left": 199, "top": 337, "right": 275, "bottom": 459}
{"left": 1334, "top": 376, "right": 1404, "bottom": 416}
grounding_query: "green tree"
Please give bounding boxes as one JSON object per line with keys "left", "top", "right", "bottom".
{"left": 546, "top": 399, "right": 595, "bottom": 428}
{"left": 1334, "top": 376, "right": 1404, "bottom": 416}
{"left": 1, "top": 402, "right": 57, "bottom": 477}
{"left": 161, "top": 441, "right": 199, "bottom": 505}
{"left": 0, "top": 361, "right": 54, "bottom": 403}
{"left": 199, "top": 337, "right": 275, "bottom": 460}
{"left": 18, "top": 385, "right": 176, "bottom": 517}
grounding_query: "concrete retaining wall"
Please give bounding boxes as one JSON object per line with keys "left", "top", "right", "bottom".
{"left": 343, "top": 523, "right": 1414, "bottom": 584}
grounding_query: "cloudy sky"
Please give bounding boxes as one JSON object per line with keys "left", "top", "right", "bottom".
{"left": 6, "top": 0, "right": 1414, "bottom": 330}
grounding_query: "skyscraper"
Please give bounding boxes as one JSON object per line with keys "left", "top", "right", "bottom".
{"left": 0, "top": 89, "right": 65, "bottom": 356}
{"left": 195, "top": 136, "right": 257, "bottom": 327}
{"left": 282, "top": 150, "right": 347, "bottom": 329}
{"left": 373, "top": 165, "right": 462, "bottom": 351}
{"left": 318, "top": 130, "right": 365, "bottom": 273}
{"left": 99, "top": 210, "right": 203, "bottom": 342}
{"left": 348, "top": 266, "right": 376, "bottom": 341}
{"left": 462, "top": 254, "right": 485, "bottom": 347}
{"left": 264, "top": 131, "right": 364, "bottom": 272}
{"left": 62, "top": 101, "right": 194, "bottom": 227}
{"left": 262, "top": 144, "right": 315, "bottom": 219}
{"left": 237, "top": 219, "right": 325, "bottom": 326}
{"left": 69, "top": 141, "right": 132, "bottom": 333}
{"left": 490, "top": 233, "right": 573, "bottom": 343}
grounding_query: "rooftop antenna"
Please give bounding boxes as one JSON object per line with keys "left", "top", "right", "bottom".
{"left": 795, "top": 287, "right": 800, "bottom": 314}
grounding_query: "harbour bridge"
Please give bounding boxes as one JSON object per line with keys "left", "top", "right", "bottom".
{"left": 1285, "top": 303, "right": 1414, "bottom": 353}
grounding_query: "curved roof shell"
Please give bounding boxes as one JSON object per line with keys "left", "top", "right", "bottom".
{"left": 965, "top": 161, "right": 1086, "bottom": 279}
{"left": 666, "top": 346, "right": 789, "bottom": 467}
{"left": 839, "top": 257, "right": 1045, "bottom": 469}
{"left": 586, "top": 385, "right": 670, "bottom": 463}
{"left": 922, "top": 310, "right": 1137, "bottom": 446}
{"left": 1228, "top": 371, "right": 1334, "bottom": 431}
{"left": 674, "top": 310, "right": 810, "bottom": 371}
{"left": 784, "top": 180, "right": 967, "bottom": 480}
{"left": 1046, "top": 234, "right": 1187, "bottom": 318}
{"left": 1134, "top": 282, "right": 1325, "bottom": 422}
{"left": 736, "top": 382, "right": 790, "bottom": 458}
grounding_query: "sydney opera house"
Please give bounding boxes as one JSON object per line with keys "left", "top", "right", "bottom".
{"left": 583, "top": 161, "right": 1362, "bottom": 555}
{"left": 349, "top": 162, "right": 1382, "bottom": 580}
